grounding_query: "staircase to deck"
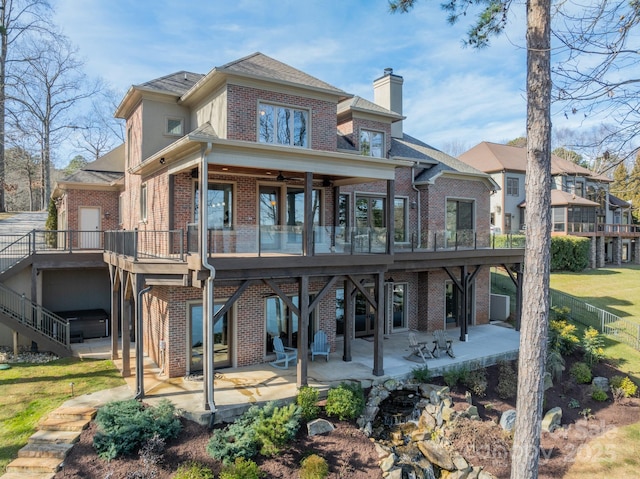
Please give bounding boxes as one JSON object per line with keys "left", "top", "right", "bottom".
{"left": 0, "top": 232, "right": 72, "bottom": 357}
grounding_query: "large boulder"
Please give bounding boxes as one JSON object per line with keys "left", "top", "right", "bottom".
{"left": 541, "top": 407, "right": 562, "bottom": 433}
{"left": 592, "top": 376, "right": 609, "bottom": 391}
{"left": 499, "top": 409, "right": 517, "bottom": 432}
{"left": 307, "top": 418, "right": 335, "bottom": 436}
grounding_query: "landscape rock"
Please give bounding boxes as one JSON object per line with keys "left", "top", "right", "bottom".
{"left": 499, "top": 409, "right": 517, "bottom": 432}
{"left": 592, "top": 376, "right": 609, "bottom": 391}
{"left": 417, "top": 440, "right": 456, "bottom": 471}
{"left": 379, "top": 452, "right": 397, "bottom": 472}
{"left": 541, "top": 407, "right": 562, "bottom": 433}
{"left": 306, "top": 418, "right": 335, "bottom": 436}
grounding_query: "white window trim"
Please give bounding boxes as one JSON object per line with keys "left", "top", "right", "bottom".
{"left": 165, "top": 116, "right": 184, "bottom": 136}
{"left": 359, "top": 128, "right": 385, "bottom": 158}
{"left": 140, "top": 183, "right": 148, "bottom": 223}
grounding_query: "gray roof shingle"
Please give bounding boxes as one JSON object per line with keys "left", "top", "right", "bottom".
{"left": 137, "top": 71, "right": 204, "bottom": 96}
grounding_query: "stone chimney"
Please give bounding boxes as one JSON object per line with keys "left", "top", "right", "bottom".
{"left": 373, "top": 67, "right": 403, "bottom": 139}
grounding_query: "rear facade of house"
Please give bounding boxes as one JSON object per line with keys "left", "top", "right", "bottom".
{"left": 1, "top": 53, "right": 524, "bottom": 384}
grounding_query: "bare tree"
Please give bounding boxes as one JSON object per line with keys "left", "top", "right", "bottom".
{"left": 8, "top": 33, "right": 98, "bottom": 209}
{"left": 0, "top": 0, "right": 52, "bottom": 212}
{"left": 439, "top": 139, "right": 470, "bottom": 157}
{"left": 553, "top": 1, "right": 640, "bottom": 160}
{"left": 390, "top": 1, "right": 553, "bottom": 477}
{"left": 71, "top": 87, "right": 124, "bottom": 161}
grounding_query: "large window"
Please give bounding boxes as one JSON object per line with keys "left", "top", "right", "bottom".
{"left": 394, "top": 198, "right": 407, "bottom": 242}
{"left": 259, "top": 103, "right": 308, "bottom": 147}
{"left": 166, "top": 117, "right": 184, "bottom": 136}
{"left": 446, "top": 199, "right": 474, "bottom": 245}
{"left": 506, "top": 177, "right": 519, "bottom": 196}
{"left": 188, "top": 303, "right": 231, "bottom": 372}
{"left": 552, "top": 207, "right": 565, "bottom": 232}
{"left": 266, "top": 295, "right": 314, "bottom": 352}
{"left": 194, "top": 182, "right": 233, "bottom": 229}
{"left": 391, "top": 283, "right": 407, "bottom": 331}
{"left": 360, "top": 130, "right": 384, "bottom": 157}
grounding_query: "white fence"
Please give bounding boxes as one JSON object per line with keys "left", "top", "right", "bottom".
{"left": 550, "top": 289, "right": 640, "bottom": 350}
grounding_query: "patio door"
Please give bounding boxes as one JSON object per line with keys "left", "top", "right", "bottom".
{"left": 354, "top": 287, "right": 376, "bottom": 337}
{"left": 259, "top": 186, "right": 280, "bottom": 251}
{"left": 265, "top": 295, "right": 314, "bottom": 352}
{"left": 79, "top": 207, "right": 101, "bottom": 249}
{"left": 355, "top": 195, "right": 385, "bottom": 252}
{"left": 444, "top": 281, "right": 475, "bottom": 329}
{"left": 188, "top": 303, "right": 231, "bottom": 373}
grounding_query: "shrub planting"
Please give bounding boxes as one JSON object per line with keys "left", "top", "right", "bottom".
{"left": 591, "top": 387, "right": 608, "bottom": 402}
{"left": 569, "top": 362, "right": 592, "bottom": 384}
{"left": 610, "top": 376, "right": 638, "bottom": 398}
{"left": 300, "top": 453, "right": 329, "bottom": 479}
{"left": 325, "top": 382, "right": 365, "bottom": 420}
{"left": 253, "top": 402, "right": 302, "bottom": 456}
{"left": 218, "top": 457, "right": 263, "bottom": 479}
{"left": 92, "top": 399, "right": 181, "bottom": 460}
{"left": 296, "top": 386, "right": 320, "bottom": 422}
{"left": 207, "top": 406, "right": 261, "bottom": 464}
{"left": 548, "top": 319, "right": 579, "bottom": 355}
{"left": 412, "top": 364, "right": 431, "bottom": 383}
{"left": 582, "top": 327, "right": 604, "bottom": 366}
{"left": 463, "top": 368, "right": 488, "bottom": 397}
{"left": 443, "top": 366, "right": 469, "bottom": 389}
{"left": 173, "top": 461, "right": 214, "bottom": 479}
{"left": 495, "top": 360, "right": 518, "bottom": 399}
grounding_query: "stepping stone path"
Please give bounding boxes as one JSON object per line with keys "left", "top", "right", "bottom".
{"left": 0, "top": 406, "right": 96, "bottom": 479}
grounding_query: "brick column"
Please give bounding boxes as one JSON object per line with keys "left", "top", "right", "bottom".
{"left": 634, "top": 239, "right": 640, "bottom": 265}
{"left": 590, "top": 236, "right": 597, "bottom": 269}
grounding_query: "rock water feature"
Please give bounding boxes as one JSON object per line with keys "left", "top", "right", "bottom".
{"left": 357, "top": 378, "right": 497, "bottom": 479}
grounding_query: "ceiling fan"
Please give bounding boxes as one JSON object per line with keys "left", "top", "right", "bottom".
{"left": 276, "top": 171, "right": 295, "bottom": 181}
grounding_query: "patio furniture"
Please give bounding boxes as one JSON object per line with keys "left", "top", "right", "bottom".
{"left": 270, "top": 337, "right": 298, "bottom": 369}
{"left": 310, "top": 330, "right": 330, "bottom": 361}
{"left": 432, "top": 330, "right": 455, "bottom": 358}
{"left": 408, "top": 331, "right": 433, "bottom": 363}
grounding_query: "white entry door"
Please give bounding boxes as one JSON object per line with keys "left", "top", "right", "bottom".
{"left": 79, "top": 207, "right": 101, "bottom": 249}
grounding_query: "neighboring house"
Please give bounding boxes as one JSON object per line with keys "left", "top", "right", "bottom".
{"left": 1, "top": 53, "right": 524, "bottom": 404}
{"left": 459, "top": 141, "right": 639, "bottom": 266}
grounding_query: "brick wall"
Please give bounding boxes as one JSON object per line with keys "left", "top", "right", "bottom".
{"left": 226, "top": 84, "right": 337, "bottom": 152}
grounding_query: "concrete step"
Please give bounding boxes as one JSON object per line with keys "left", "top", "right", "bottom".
{"left": 5, "top": 457, "right": 61, "bottom": 474}
{"left": 48, "top": 406, "right": 97, "bottom": 421}
{"left": 28, "top": 429, "right": 81, "bottom": 445}
{"left": 18, "top": 442, "right": 74, "bottom": 459}
{"left": 38, "top": 417, "right": 90, "bottom": 432}
{"left": 0, "top": 472, "right": 55, "bottom": 479}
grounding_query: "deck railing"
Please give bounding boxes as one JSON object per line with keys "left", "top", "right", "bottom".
{"left": 0, "top": 282, "right": 70, "bottom": 350}
{"left": 104, "top": 229, "right": 185, "bottom": 261}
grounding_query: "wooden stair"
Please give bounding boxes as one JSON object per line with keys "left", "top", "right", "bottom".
{"left": 0, "top": 406, "right": 96, "bottom": 479}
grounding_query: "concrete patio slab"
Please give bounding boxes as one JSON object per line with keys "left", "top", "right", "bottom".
{"left": 72, "top": 323, "right": 519, "bottom": 424}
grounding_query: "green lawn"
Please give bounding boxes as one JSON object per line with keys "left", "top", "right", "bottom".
{"left": 550, "top": 265, "right": 640, "bottom": 321}
{"left": 0, "top": 357, "right": 124, "bottom": 473}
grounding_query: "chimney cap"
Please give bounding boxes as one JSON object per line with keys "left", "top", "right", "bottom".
{"left": 384, "top": 67, "right": 394, "bottom": 76}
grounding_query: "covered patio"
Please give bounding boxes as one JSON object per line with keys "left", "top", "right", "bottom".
{"left": 73, "top": 323, "right": 520, "bottom": 424}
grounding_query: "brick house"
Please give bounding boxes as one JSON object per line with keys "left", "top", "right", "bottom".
{"left": 14, "top": 53, "right": 524, "bottom": 404}
{"left": 459, "top": 142, "right": 640, "bottom": 267}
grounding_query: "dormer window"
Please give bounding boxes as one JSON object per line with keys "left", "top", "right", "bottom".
{"left": 166, "top": 117, "right": 184, "bottom": 136}
{"left": 259, "top": 102, "right": 308, "bottom": 147}
{"left": 360, "top": 130, "right": 384, "bottom": 158}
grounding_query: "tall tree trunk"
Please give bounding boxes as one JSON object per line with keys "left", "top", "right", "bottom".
{"left": 511, "top": 0, "right": 552, "bottom": 477}
{"left": 0, "top": 3, "right": 7, "bottom": 213}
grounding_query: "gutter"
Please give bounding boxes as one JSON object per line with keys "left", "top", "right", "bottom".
{"left": 200, "top": 142, "right": 217, "bottom": 427}
{"left": 134, "top": 285, "right": 153, "bottom": 400}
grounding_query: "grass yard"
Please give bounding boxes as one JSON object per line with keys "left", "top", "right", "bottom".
{"left": 0, "top": 357, "right": 124, "bottom": 473}
{"left": 550, "top": 265, "right": 640, "bottom": 321}
{"left": 494, "top": 267, "right": 640, "bottom": 478}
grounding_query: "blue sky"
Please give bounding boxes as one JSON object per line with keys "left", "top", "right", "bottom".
{"left": 53, "top": 0, "right": 541, "bottom": 154}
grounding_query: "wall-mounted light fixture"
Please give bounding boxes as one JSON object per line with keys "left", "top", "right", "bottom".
{"left": 159, "top": 157, "right": 166, "bottom": 165}
{"left": 410, "top": 201, "right": 417, "bottom": 209}
{"left": 104, "top": 212, "right": 111, "bottom": 219}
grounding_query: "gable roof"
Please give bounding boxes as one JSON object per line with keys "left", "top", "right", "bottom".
{"left": 181, "top": 52, "right": 351, "bottom": 105}
{"left": 337, "top": 95, "right": 403, "bottom": 121}
{"left": 83, "top": 144, "right": 125, "bottom": 173}
{"left": 136, "top": 71, "right": 204, "bottom": 96}
{"left": 459, "top": 141, "right": 610, "bottom": 182}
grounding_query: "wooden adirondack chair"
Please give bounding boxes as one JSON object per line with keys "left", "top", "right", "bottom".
{"left": 408, "top": 331, "right": 433, "bottom": 363}
{"left": 432, "top": 330, "right": 455, "bottom": 358}
{"left": 310, "top": 330, "right": 330, "bottom": 361}
{"left": 270, "top": 337, "right": 297, "bottom": 369}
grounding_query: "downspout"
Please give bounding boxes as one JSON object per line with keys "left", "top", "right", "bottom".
{"left": 200, "top": 142, "right": 217, "bottom": 427}
{"left": 411, "top": 164, "right": 422, "bottom": 248}
{"left": 134, "top": 284, "right": 153, "bottom": 400}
